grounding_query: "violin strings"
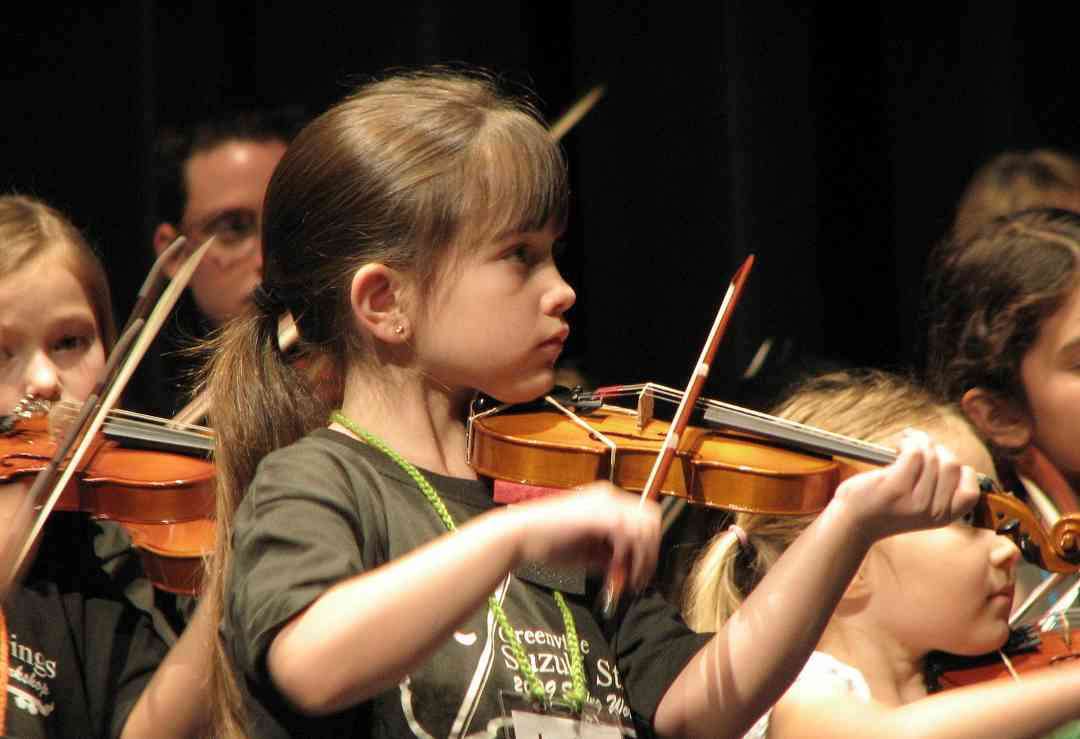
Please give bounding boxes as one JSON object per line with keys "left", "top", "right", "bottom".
{"left": 107, "top": 406, "right": 213, "bottom": 436}
{"left": 580, "top": 383, "right": 897, "bottom": 464}
{"left": 54, "top": 400, "right": 212, "bottom": 436}
{"left": 52, "top": 400, "right": 214, "bottom": 454}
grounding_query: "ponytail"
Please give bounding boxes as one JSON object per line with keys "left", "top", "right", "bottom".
{"left": 201, "top": 304, "right": 339, "bottom": 739}
{"left": 683, "top": 514, "right": 812, "bottom": 631}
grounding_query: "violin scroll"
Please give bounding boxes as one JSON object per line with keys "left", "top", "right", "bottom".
{"left": 973, "top": 490, "right": 1080, "bottom": 573}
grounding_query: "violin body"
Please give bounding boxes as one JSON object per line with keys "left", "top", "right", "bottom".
{"left": 935, "top": 625, "right": 1080, "bottom": 689}
{"left": 0, "top": 415, "right": 214, "bottom": 594}
{"left": 470, "top": 403, "right": 844, "bottom": 515}
{"left": 0, "top": 415, "right": 214, "bottom": 523}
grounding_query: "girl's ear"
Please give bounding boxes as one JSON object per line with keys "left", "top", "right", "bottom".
{"left": 349, "top": 263, "right": 412, "bottom": 343}
{"left": 839, "top": 559, "right": 874, "bottom": 608}
{"left": 960, "top": 387, "right": 1033, "bottom": 451}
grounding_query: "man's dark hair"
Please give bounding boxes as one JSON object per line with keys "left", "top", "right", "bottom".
{"left": 154, "top": 107, "right": 306, "bottom": 225}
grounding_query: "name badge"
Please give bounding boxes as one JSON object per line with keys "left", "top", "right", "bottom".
{"left": 500, "top": 691, "right": 626, "bottom": 738}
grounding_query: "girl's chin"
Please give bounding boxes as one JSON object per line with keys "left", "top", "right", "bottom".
{"left": 482, "top": 377, "right": 556, "bottom": 406}
{"left": 941, "top": 625, "right": 1012, "bottom": 657}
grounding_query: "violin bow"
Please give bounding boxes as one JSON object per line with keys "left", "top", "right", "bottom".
{"left": 0, "top": 237, "right": 216, "bottom": 588}
{"left": 601, "top": 254, "right": 755, "bottom": 616}
{"left": 549, "top": 85, "right": 606, "bottom": 142}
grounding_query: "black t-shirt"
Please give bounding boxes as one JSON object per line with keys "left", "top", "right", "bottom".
{"left": 225, "top": 429, "right": 711, "bottom": 738}
{"left": 3, "top": 516, "right": 169, "bottom": 739}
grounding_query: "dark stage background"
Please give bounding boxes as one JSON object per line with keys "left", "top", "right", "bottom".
{"left": 3, "top": 2, "right": 1077, "bottom": 409}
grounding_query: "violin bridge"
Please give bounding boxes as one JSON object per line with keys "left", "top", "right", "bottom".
{"left": 636, "top": 388, "right": 654, "bottom": 432}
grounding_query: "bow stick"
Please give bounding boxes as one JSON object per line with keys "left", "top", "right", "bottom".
{"left": 601, "top": 254, "right": 755, "bottom": 616}
{"left": 549, "top": 85, "right": 606, "bottom": 142}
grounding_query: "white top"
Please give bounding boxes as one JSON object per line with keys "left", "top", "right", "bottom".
{"left": 744, "top": 651, "right": 872, "bottom": 739}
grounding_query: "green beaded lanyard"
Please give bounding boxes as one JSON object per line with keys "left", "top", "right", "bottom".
{"left": 330, "top": 410, "right": 589, "bottom": 712}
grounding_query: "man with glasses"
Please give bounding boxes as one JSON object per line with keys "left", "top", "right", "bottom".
{"left": 152, "top": 110, "right": 297, "bottom": 328}
{"left": 133, "top": 109, "right": 302, "bottom": 418}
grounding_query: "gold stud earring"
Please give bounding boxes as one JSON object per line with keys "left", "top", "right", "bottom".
{"left": 394, "top": 325, "right": 406, "bottom": 336}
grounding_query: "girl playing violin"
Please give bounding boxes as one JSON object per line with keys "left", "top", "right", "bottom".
{"left": 683, "top": 369, "right": 1080, "bottom": 739}
{"left": 926, "top": 208, "right": 1080, "bottom": 518}
{"left": 202, "top": 67, "right": 982, "bottom": 739}
{"left": 0, "top": 194, "right": 209, "bottom": 738}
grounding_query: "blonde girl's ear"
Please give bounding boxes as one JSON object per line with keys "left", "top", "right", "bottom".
{"left": 349, "top": 263, "right": 412, "bottom": 343}
{"left": 960, "top": 387, "right": 1033, "bottom": 451}
{"left": 834, "top": 554, "right": 875, "bottom": 616}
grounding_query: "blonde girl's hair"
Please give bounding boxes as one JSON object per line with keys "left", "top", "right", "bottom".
{"left": 0, "top": 194, "right": 117, "bottom": 352}
{"left": 200, "top": 67, "right": 569, "bottom": 738}
{"left": 682, "top": 369, "right": 960, "bottom": 632}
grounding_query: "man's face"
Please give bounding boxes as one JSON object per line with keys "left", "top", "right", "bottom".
{"left": 179, "top": 138, "right": 287, "bottom": 327}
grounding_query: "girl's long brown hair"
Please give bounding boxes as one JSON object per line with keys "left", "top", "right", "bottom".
{"left": 200, "top": 68, "right": 568, "bottom": 738}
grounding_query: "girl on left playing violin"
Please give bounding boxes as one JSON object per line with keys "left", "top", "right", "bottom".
{"left": 0, "top": 193, "right": 210, "bottom": 738}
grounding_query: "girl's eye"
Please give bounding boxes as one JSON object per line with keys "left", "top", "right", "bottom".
{"left": 53, "top": 333, "right": 91, "bottom": 354}
{"left": 958, "top": 510, "right": 975, "bottom": 527}
{"left": 505, "top": 244, "right": 531, "bottom": 264}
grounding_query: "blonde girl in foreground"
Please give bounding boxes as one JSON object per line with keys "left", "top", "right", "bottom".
{"left": 685, "top": 369, "right": 1080, "bottom": 739}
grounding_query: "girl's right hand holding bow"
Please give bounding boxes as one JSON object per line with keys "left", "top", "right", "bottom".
{"left": 833, "top": 428, "right": 982, "bottom": 546}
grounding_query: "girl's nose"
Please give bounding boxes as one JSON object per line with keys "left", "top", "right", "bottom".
{"left": 991, "top": 534, "right": 1021, "bottom": 569}
{"left": 24, "top": 352, "right": 61, "bottom": 401}
{"left": 543, "top": 270, "right": 577, "bottom": 317}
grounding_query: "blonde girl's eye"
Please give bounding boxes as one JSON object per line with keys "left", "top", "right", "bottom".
{"left": 52, "top": 332, "right": 92, "bottom": 355}
{"left": 958, "top": 510, "right": 975, "bottom": 527}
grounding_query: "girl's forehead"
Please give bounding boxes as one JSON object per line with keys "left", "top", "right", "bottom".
{"left": 0, "top": 255, "right": 92, "bottom": 315}
{"left": 1043, "top": 277, "right": 1080, "bottom": 348}
{"left": 881, "top": 415, "right": 996, "bottom": 481}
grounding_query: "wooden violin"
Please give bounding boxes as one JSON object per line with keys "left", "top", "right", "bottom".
{"left": 932, "top": 624, "right": 1080, "bottom": 689}
{"left": 0, "top": 408, "right": 214, "bottom": 594}
{"left": 468, "top": 382, "right": 1080, "bottom": 575}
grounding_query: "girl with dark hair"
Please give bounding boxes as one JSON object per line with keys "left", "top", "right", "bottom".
{"left": 926, "top": 208, "right": 1080, "bottom": 517}
{"left": 202, "top": 68, "right": 980, "bottom": 739}
{"left": 684, "top": 369, "right": 1080, "bottom": 739}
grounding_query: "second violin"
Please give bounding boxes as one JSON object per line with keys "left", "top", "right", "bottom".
{"left": 468, "top": 382, "right": 1080, "bottom": 575}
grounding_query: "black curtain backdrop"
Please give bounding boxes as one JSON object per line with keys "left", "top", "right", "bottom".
{"left": 4, "top": 2, "right": 1078, "bottom": 409}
